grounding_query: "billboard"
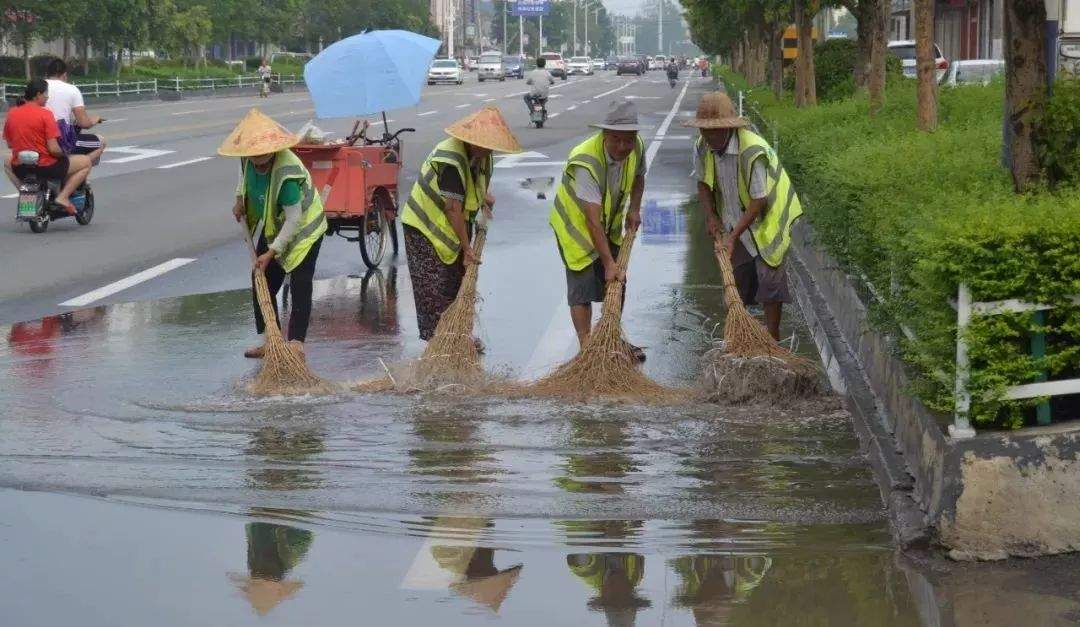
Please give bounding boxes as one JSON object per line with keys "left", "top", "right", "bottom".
{"left": 511, "top": 0, "right": 551, "bottom": 16}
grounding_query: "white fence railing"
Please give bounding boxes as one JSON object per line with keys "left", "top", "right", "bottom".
{"left": 0, "top": 74, "right": 304, "bottom": 102}
{"left": 951, "top": 284, "right": 1080, "bottom": 439}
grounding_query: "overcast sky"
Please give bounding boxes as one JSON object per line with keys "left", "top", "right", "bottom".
{"left": 604, "top": 0, "right": 677, "bottom": 17}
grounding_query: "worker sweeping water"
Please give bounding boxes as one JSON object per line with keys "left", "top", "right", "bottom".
{"left": 220, "top": 109, "right": 328, "bottom": 361}
{"left": 548, "top": 99, "right": 647, "bottom": 361}
{"left": 684, "top": 92, "right": 802, "bottom": 341}
{"left": 401, "top": 106, "right": 522, "bottom": 348}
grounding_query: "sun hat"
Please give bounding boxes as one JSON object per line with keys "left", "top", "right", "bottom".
{"left": 589, "top": 99, "right": 645, "bottom": 132}
{"left": 682, "top": 92, "right": 750, "bottom": 129}
{"left": 445, "top": 106, "right": 523, "bottom": 153}
{"left": 217, "top": 108, "right": 299, "bottom": 157}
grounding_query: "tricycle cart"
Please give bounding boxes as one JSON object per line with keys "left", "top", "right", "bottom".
{"left": 293, "top": 120, "right": 413, "bottom": 269}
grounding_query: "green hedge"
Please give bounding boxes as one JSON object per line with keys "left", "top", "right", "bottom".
{"left": 718, "top": 65, "right": 1080, "bottom": 428}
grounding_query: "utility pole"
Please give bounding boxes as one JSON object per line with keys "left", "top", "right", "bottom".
{"left": 519, "top": 14, "right": 524, "bottom": 57}
{"left": 573, "top": 0, "right": 578, "bottom": 56}
{"left": 502, "top": 0, "right": 507, "bottom": 54}
{"left": 657, "top": 0, "right": 663, "bottom": 55}
{"left": 447, "top": 2, "right": 456, "bottom": 58}
{"left": 539, "top": 14, "right": 544, "bottom": 55}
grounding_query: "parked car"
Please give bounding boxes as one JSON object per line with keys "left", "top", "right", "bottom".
{"left": 887, "top": 40, "right": 949, "bottom": 83}
{"left": 592, "top": 58, "right": 605, "bottom": 72}
{"left": 568, "top": 56, "right": 593, "bottom": 75}
{"left": 427, "top": 58, "right": 464, "bottom": 85}
{"left": 477, "top": 51, "right": 505, "bottom": 82}
{"left": 541, "top": 52, "right": 567, "bottom": 79}
{"left": 944, "top": 59, "right": 1005, "bottom": 86}
{"left": 504, "top": 55, "right": 525, "bottom": 78}
{"left": 616, "top": 56, "right": 643, "bottom": 76}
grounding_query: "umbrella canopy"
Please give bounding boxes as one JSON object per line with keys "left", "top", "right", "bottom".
{"left": 304, "top": 29, "right": 441, "bottom": 119}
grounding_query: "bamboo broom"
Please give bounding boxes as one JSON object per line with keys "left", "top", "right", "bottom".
{"left": 240, "top": 222, "right": 334, "bottom": 396}
{"left": 526, "top": 227, "right": 686, "bottom": 403}
{"left": 704, "top": 239, "right": 821, "bottom": 403}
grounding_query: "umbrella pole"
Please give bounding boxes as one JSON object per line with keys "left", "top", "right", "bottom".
{"left": 382, "top": 111, "right": 389, "bottom": 140}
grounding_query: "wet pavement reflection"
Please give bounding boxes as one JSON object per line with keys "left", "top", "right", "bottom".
{"left": 3, "top": 190, "right": 1075, "bottom": 625}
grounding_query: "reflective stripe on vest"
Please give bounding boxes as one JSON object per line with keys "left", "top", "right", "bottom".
{"left": 244, "top": 151, "right": 327, "bottom": 274}
{"left": 548, "top": 133, "right": 643, "bottom": 271}
{"left": 401, "top": 137, "right": 492, "bottom": 265}
{"left": 696, "top": 131, "right": 803, "bottom": 268}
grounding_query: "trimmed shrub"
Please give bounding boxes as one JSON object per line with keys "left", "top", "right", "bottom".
{"left": 736, "top": 71, "right": 1080, "bottom": 428}
{"left": 814, "top": 38, "right": 857, "bottom": 102}
{"left": 1037, "top": 78, "right": 1080, "bottom": 187}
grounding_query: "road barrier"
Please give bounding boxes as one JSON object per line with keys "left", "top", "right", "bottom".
{"left": 0, "top": 73, "right": 304, "bottom": 103}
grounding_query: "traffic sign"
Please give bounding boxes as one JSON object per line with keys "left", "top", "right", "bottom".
{"left": 511, "top": 0, "right": 551, "bottom": 16}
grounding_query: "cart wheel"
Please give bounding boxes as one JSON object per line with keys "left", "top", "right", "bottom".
{"left": 359, "top": 194, "right": 390, "bottom": 269}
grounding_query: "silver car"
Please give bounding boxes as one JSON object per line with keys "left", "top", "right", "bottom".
{"left": 427, "top": 58, "right": 463, "bottom": 85}
{"left": 477, "top": 52, "right": 505, "bottom": 82}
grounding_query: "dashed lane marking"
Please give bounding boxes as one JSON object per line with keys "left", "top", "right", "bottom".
{"left": 157, "top": 156, "right": 214, "bottom": 169}
{"left": 417, "top": 110, "right": 438, "bottom": 116}
{"left": 170, "top": 109, "right": 208, "bottom": 116}
{"left": 60, "top": 258, "right": 197, "bottom": 307}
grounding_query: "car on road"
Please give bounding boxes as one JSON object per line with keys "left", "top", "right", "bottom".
{"left": 591, "top": 58, "right": 604, "bottom": 72}
{"left": 616, "top": 56, "right": 643, "bottom": 76}
{"left": 887, "top": 40, "right": 949, "bottom": 83}
{"left": 568, "top": 56, "right": 593, "bottom": 75}
{"left": 650, "top": 54, "right": 667, "bottom": 70}
{"left": 504, "top": 55, "right": 525, "bottom": 78}
{"left": 541, "top": 52, "right": 568, "bottom": 79}
{"left": 477, "top": 51, "right": 506, "bottom": 82}
{"left": 427, "top": 58, "right": 464, "bottom": 85}
{"left": 604, "top": 56, "right": 619, "bottom": 70}
{"left": 944, "top": 59, "right": 1005, "bottom": 86}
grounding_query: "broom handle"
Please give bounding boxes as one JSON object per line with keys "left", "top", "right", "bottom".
{"left": 240, "top": 216, "right": 286, "bottom": 341}
{"left": 714, "top": 238, "right": 745, "bottom": 310}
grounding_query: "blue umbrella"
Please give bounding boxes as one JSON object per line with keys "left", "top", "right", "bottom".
{"left": 304, "top": 30, "right": 442, "bottom": 119}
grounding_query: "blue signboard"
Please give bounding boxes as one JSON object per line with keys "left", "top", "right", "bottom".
{"left": 511, "top": 0, "right": 551, "bottom": 16}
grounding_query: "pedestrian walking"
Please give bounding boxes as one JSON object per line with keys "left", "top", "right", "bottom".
{"left": 548, "top": 99, "right": 647, "bottom": 359}
{"left": 220, "top": 109, "right": 328, "bottom": 359}
{"left": 258, "top": 59, "right": 273, "bottom": 98}
{"left": 684, "top": 92, "right": 803, "bottom": 340}
{"left": 401, "top": 107, "right": 522, "bottom": 342}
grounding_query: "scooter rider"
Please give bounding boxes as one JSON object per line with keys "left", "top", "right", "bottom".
{"left": 44, "top": 59, "right": 106, "bottom": 160}
{"left": 524, "top": 57, "right": 554, "bottom": 112}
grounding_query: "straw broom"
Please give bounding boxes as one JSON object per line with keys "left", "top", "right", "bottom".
{"left": 704, "top": 239, "right": 821, "bottom": 403}
{"left": 241, "top": 223, "right": 334, "bottom": 396}
{"left": 525, "top": 227, "right": 686, "bottom": 403}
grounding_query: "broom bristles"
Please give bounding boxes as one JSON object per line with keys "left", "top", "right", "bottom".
{"left": 525, "top": 228, "right": 689, "bottom": 404}
{"left": 709, "top": 240, "right": 822, "bottom": 401}
{"left": 248, "top": 270, "right": 336, "bottom": 396}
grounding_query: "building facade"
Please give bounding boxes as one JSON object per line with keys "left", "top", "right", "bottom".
{"left": 889, "top": 0, "right": 1004, "bottom": 60}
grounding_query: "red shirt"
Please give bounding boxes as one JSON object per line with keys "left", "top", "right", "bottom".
{"left": 3, "top": 102, "right": 60, "bottom": 167}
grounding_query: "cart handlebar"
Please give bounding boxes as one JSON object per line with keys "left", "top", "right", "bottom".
{"left": 366, "top": 127, "right": 415, "bottom": 145}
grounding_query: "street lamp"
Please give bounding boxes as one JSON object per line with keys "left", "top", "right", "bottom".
{"left": 582, "top": 0, "right": 601, "bottom": 57}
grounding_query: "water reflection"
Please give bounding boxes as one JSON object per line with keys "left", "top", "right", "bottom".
{"left": 671, "top": 555, "right": 772, "bottom": 625}
{"left": 5, "top": 308, "right": 107, "bottom": 382}
{"left": 568, "top": 553, "right": 651, "bottom": 626}
{"left": 555, "top": 414, "right": 639, "bottom": 495}
{"left": 229, "top": 522, "right": 313, "bottom": 616}
{"left": 430, "top": 532, "right": 523, "bottom": 613}
{"left": 246, "top": 427, "right": 326, "bottom": 491}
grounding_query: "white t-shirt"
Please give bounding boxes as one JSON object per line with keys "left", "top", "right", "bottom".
{"left": 45, "top": 79, "right": 85, "bottom": 125}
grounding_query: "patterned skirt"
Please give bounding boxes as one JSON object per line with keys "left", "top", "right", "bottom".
{"left": 403, "top": 224, "right": 466, "bottom": 340}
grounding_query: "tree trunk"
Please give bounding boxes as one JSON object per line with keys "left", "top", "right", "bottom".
{"left": 22, "top": 41, "right": 30, "bottom": 80}
{"left": 81, "top": 40, "right": 90, "bottom": 75}
{"left": 852, "top": 2, "right": 873, "bottom": 89}
{"left": 915, "top": 0, "right": 938, "bottom": 131}
{"left": 768, "top": 23, "right": 784, "bottom": 99}
{"left": 62, "top": 37, "right": 71, "bottom": 60}
{"left": 794, "top": 0, "right": 817, "bottom": 107}
{"left": 1003, "top": 0, "right": 1047, "bottom": 191}
{"left": 867, "top": 0, "right": 888, "bottom": 115}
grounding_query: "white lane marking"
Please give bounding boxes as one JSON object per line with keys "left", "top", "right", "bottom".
{"left": 521, "top": 78, "right": 690, "bottom": 376}
{"left": 506, "top": 91, "right": 528, "bottom": 98}
{"left": 59, "top": 258, "right": 197, "bottom": 307}
{"left": 549, "top": 112, "right": 561, "bottom": 118}
{"left": 170, "top": 109, "right": 208, "bottom": 116}
{"left": 417, "top": 110, "right": 438, "bottom": 116}
{"left": 494, "top": 151, "right": 547, "bottom": 168}
{"left": 483, "top": 98, "right": 496, "bottom": 102}
{"left": 106, "top": 118, "right": 128, "bottom": 123}
{"left": 566, "top": 105, "right": 578, "bottom": 111}
{"left": 103, "top": 146, "right": 175, "bottom": 164}
{"left": 474, "top": 93, "right": 488, "bottom": 97}
{"left": 498, "top": 160, "right": 565, "bottom": 168}
{"left": 591, "top": 80, "right": 635, "bottom": 101}
{"left": 2, "top": 193, "right": 18, "bottom": 199}
{"left": 157, "top": 156, "right": 214, "bottom": 169}
{"left": 455, "top": 103, "right": 470, "bottom": 109}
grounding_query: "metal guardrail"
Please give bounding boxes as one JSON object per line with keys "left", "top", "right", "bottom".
{"left": 0, "top": 73, "right": 304, "bottom": 102}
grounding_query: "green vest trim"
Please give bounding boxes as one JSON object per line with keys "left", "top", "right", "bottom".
{"left": 548, "top": 133, "right": 644, "bottom": 271}
{"left": 402, "top": 137, "right": 492, "bottom": 265}
{"left": 695, "top": 130, "right": 803, "bottom": 268}
{"left": 240, "top": 150, "right": 327, "bottom": 273}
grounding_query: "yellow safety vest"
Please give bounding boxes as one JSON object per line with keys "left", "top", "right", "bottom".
{"left": 548, "top": 132, "right": 644, "bottom": 271}
{"left": 401, "top": 137, "right": 492, "bottom": 265}
{"left": 695, "top": 129, "right": 803, "bottom": 268}
{"left": 237, "top": 149, "right": 327, "bottom": 273}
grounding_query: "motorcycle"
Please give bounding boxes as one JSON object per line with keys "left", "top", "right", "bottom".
{"left": 14, "top": 151, "right": 94, "bottom": 233}
{"left": 527, "top": 96, "right": 548, "bottom": 128}
{"left": 667, "top": 69, "right": 678, "bottom": 88}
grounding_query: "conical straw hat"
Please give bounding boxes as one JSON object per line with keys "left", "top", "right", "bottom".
{"left": 445, "top": 106, "right": 522, "bottom": 153}
{"left": 218, "top": 108, "right": 299, "bottom": 157}
{"left": 682, "top": 92, "right": 749, "bottom": 129}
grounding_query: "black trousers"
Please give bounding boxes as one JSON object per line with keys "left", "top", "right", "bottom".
{"left": 252, "top": 235, "right": 322, "bottom": 342}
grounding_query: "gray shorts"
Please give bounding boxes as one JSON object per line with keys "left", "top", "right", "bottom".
{"left": 732, "top": 237, "right": 790, "bottom": 305}
{"left": 566, "top": 244, "right": 621, "bottom": 306}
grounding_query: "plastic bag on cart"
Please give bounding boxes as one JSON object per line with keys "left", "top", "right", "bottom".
{"left": 297, "top": 120, "right": 330, "bottom": 144}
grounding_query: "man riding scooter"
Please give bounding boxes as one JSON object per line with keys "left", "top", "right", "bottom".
{"left": 44, "top": 59, "right": 106, "bottom": 161}
{"left": 524, "top": 57, "right": 555, "bottom": 122}
{"left": 666, "top": 59, "right": 679, "bottom": 88}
